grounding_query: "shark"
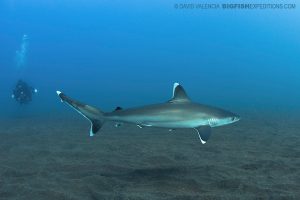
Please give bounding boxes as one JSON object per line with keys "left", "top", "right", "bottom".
{"left": 56, "top": 83, "right": 240, "bottom": 144}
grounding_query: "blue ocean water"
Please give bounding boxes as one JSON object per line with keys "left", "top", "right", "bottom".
{"left": 1, "top": 2, "right": 300, "bottom": 199}
{"left": 0, "top": 1, "right": 299, "bottom": 116}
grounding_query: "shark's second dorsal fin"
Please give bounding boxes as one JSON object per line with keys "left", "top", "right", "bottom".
{"left": 114, "top": 106, "right": 123, "bottom": 111}
{"left": 169, "top": 82, "right": 190, "bottom": 103}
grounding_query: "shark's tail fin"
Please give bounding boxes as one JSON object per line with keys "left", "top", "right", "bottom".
{"left": 56, "top": 91, "right": 104, "bottom": 136}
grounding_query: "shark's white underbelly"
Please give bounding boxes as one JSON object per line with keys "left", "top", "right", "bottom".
{"left": 144, "top": 120, "right": 208, "bottom": 128}
{"left": 107, "top": 115, "right": 208, "bottom": 128}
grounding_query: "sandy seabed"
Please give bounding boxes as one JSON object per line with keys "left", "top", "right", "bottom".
{"left": 0, "top": 113, "right": 299, "bottom": 200}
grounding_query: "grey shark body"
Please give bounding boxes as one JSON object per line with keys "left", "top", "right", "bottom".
{"left": 56, "top": 83, "right": 239, "bottom": 144}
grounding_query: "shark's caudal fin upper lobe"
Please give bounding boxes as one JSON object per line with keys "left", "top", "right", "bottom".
{"left": 56, "top": 91, "right": 104, "bottom": 136}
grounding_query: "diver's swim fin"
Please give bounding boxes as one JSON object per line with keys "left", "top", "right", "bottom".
{"left": 56, "top": 91, "right": 105, "bottom": 136}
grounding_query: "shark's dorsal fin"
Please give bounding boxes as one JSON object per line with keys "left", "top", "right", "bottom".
{"left": 169, "top": 82, "right": 190, "bottom": 103}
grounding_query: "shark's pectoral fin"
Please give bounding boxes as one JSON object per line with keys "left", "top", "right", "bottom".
{"left": 194, "top": 126, "right": 212, "bottom": 144}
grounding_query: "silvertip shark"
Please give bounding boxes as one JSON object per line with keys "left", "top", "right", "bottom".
{"left": 56, "top": 83, "right": 240, "bottom": 144}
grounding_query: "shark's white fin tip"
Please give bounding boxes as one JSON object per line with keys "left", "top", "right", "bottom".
{"left": 56, "top": 91, "right": 63, "bottom": 102}
{"left": 172, "top": 82, "right": 180, "bottom": 97}
{"left": 174, "top": 82, "right": 180, "bottom": 88}
{"left": 89, "top": 123, "right": 94, "bottom": 136}
{"left": 200, "top": 139, "right": 206, "bottom": 144}
{"left": 34, "top": 89, "right": 38, "bottom": 93}
{"left": 137, "top": 124, "right": 143, "bottom": 128}
{"left": 194, "top": 128, "right": 208, "bottom": 144}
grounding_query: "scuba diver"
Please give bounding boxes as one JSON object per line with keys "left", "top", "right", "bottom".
{"left": 11, "top": 79, "right": 38, "bottom": 104}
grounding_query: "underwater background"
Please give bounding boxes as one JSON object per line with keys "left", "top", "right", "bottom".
{"left": 1, "top": 0, "right": 300, "bottom": 116}
{"left": 0, "top": 1, "right": 299, "bottom": 199}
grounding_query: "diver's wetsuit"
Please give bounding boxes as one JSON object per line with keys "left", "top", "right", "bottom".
{"left": 12, "top": 80, "right": 36, "bottom": 104}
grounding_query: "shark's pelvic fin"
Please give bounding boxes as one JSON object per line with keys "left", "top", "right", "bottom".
{"left": 194, "top": 126, "right": 212, "bottom": 144}
{"left": 56, "top": 91, "right": 105, "bottom": 136}
{"left": 169, "top": 82, "right": 190, "bottom": 103}
{"left": 114, "top": 122, "right": 123, "bottom": 127}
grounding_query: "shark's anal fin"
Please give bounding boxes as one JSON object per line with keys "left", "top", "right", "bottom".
{"left": 137, "top": 124, "right": 143, "bottom": 128}
{"left": 193, "top": 126, "right": 212, "bottom": 144}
